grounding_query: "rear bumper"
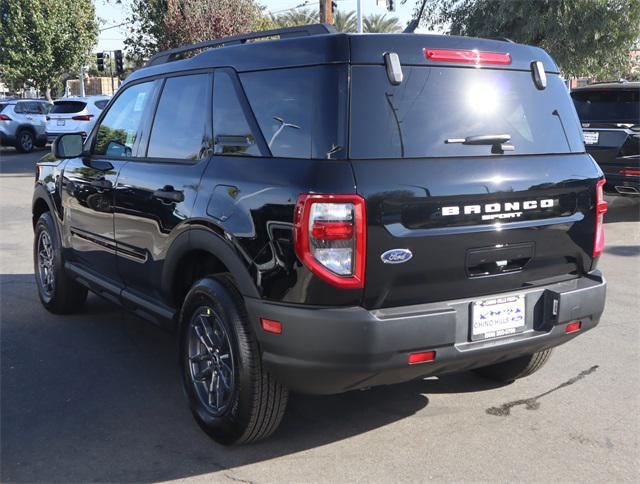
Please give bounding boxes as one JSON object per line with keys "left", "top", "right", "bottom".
{"left": 246, "top": 272, "right": 606, "bottom": 394}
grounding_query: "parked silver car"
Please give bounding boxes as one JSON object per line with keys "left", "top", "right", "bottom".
{"left": 0, "top": 99, "right": 51, "bottom": 152}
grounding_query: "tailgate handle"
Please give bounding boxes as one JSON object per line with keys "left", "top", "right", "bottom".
{"left": 466, "top": 242, "right": 534, "bottom": 277}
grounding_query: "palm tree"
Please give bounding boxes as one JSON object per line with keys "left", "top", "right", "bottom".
{"left": 333, "top": 10, "right": 357, "bottom": 33}
{"left": 271, "top": 8, "right": 319, "bottom": 28}
{"left": 363, "top": 13, "right": 402, "bottom": 33}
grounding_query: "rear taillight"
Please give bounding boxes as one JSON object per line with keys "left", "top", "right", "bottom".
{"left": 619, "top": 168, "right": 640, "bottom": 176}
{"left": 593, "top": 179, "right": 608, "bottom": 257}
{"left": 294, "top": 194, "right": 366, "bottom": 288}
{"left": 0, "top": 114, "right": 11, "bottom": 121}
{"left": 71, "top": 114, "right": 93, "bottom": 121}
{"left": 424, "top": 48, "right": 511, "bottom": 65}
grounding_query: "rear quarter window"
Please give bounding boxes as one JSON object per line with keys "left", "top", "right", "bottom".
{"left": 94, "top": 99, "right": 109, "bottom": 110}
{"left": 350, "top": 66, "right": 583, "bottom": 159}
{"left": 240, "top": 65, "right": 348, "bottom": 159}
{"left": 51, "top": 101, "right": 87, "bottom": 114}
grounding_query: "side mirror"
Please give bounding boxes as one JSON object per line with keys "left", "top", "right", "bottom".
{"left": 53, "top": 133, "right": 84, "bottom": 158}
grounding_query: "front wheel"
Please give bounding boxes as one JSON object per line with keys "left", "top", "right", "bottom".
{"left": 473, "top": 349, "right": 553, "bottom": 382}
{"left": 34, "top": 212, "right": 88, "bottom": 313}
{"left": 180, "top": 275, "right": 288, "bottom": 445}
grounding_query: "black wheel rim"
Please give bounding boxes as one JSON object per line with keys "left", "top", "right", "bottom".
{"left": 187, "top": 306, "right": 235, "bottom": 416}
{"left": 37, "top": 230, "right": 55, "bottom": 297}
{"left": 20, "top": 132, "right": 33, "bottom": 151}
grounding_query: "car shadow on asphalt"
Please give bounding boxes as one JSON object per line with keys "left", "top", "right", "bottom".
{"left": 0, "top": 273, "right": 506, "bottom": 483}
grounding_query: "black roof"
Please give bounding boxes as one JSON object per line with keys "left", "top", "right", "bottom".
{"left": 125, "top": 25, "right": 559, "bottom": 86}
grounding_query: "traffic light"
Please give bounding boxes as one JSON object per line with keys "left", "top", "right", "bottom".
{"left": 387, "top": 0, "right": 395, "bottom": 12}
{"left": 114, "top": 50, "right": 124, "bottom": 74}
{"left": 96, "top": 52, "right": 104, "bottom": 71}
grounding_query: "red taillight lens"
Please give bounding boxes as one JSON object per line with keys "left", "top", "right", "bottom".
{"left": 565, "top": 321, "right": 581, "bottom": 334}
{"left": 619, "top": 168, "right": 640, "bottom": 176}
{"left": 424, "top": 48, "right": 511, "bottom": 65}
{"left": 71, "top": 114, "right": 93, "bottom": 121}
{"left": 0, "top": 114, "right": 11, "bottom": 121}
{"left": 408, "top": 351, "right": 436, "bottom": 364}
{"left": 593, "top": 178, "right": 608, "bottom": 257}
{"left": 294, "top": 194, "right": 366, "bottom": 289}
{"left": 311, "top": 221, "right": 354, "bottom": 240}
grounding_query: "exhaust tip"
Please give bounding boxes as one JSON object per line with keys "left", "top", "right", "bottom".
{"left": 614, "top": 186, "right": 640, "bottom": 196}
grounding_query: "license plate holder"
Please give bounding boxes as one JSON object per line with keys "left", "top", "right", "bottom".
{"left": 56, "top": 119, "right": 65, "bottom": 126}
{"left": 583, "top": 131, "right": 599, "bottom": 145}
{"left": 470, "top": 295, "right": 526, "bottom": 341}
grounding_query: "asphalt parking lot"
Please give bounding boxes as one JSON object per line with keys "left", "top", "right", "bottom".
{"left": 1, "top": 147, "right": 639, "bottom": 483}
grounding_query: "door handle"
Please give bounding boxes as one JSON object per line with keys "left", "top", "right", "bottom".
{"left": 153, "top": 187, "right": 184, "bottom": 203}
{"left": 91, "top": 179, "right": 112, "bottom": 190}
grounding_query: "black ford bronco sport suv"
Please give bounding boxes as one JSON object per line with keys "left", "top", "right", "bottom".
{"left": 33, "top": 24, "right": 607, "bottom": 444}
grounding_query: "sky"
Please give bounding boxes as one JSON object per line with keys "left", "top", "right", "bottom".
{"left": 95, "top": 0, "right": 427, "bottom": 53}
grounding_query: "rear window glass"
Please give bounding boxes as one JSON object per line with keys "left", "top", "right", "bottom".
{"left": 350, "top": 66, "right": 583, "bottom": 159}
{"left": 0, "top": 103, "right": 7, "bottom": 113}
{"left": 571, "top": 89, "right": 640, "bottom": 124}
{"left": 240, "top": 65, "right": 348, "bottom": 159}
{"left": 51, "top": 101, "right": 87, "bottom": 114}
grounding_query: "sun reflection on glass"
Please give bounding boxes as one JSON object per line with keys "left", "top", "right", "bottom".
{"left": 466, "top": 82, "right": 500, "bottom": 115}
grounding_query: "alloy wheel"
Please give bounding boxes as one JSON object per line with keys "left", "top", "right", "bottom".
{"left": 37, "top": 230, "right": 55, "bottom": 297}
{"left": 187, "top": 306, "right": 236, "bottom": 416}
{"left": 20, "top": 132, "right": 33, "bottom": 152}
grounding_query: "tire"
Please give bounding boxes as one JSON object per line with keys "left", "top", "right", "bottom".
{"left": 34, "top": 212, "right": 88, "bottom": 313}
{"left": 472, "top": 349, "right": 553, "bottom": 382}
{"left": 179, "top": 275, "right": 288, "bottom": 445}
{"left": 15, "top": 129, "right": 34, "bottom": 153}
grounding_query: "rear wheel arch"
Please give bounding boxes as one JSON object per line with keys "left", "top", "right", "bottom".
{"left": 163, "top": 228, "right": 260, "bottom": 310}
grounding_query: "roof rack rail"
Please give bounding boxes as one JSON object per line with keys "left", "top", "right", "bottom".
{"left": 146, "top": 23, "right": 337, "bottom": 67}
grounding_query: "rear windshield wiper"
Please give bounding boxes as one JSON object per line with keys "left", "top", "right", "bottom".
{"left": 445, "top": 134, "right": 514, "bottom": 153}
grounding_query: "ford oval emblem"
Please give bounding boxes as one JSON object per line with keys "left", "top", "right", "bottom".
{"left": 381, "top": 248, "right": 413, "bottom": 264}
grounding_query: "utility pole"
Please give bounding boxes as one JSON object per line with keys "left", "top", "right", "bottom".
{"left": 79, "top": 65, "right": 85, "bottom": 97}
{"left": 319, "top": 0, "right": 333, "bottom": 24}
{"left": 356, "top": 0, "right": 363, "bottom": 33}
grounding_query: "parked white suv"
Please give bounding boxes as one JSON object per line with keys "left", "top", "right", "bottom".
{"left": 46, "top": 95, "right": 111, "bottom": 143}
{"left": 0, "top": 99, "right": 51, "bottom": 152}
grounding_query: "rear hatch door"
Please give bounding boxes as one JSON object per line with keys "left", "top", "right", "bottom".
{"left": 47, "top": 100, "right": 90, "bottom": 133}
{"left": 349, "top": 43, "right": 601, "bottom": 309}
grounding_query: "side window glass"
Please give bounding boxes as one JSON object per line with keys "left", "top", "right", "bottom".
{"left": 147, "top": 74, "right": 208, "bottom": 160}
{"left": 93, "top": 81, "right": 154, "bottom": 157}
{"left": 240, "top": 66, "right": 347, "bottom": 159}
{"left": 212, "top": 71, "right": 260, "bottom": 156}
{"left": 14, "top": 103, "right": 25, "bottom": 114}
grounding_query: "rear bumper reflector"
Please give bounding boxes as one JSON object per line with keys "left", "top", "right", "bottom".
{"left": 408, "top": 351, "right": 436, "bottom": 364}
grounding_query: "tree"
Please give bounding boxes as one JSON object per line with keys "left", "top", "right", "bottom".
{"left": 333, "top": 10, "right": 357, "bottom": 33}
{"left": 414, "top": 0, "right": 640, "bottom": 79}
{"left": 363, "top": 13, "right": 402, "bottom": 33}
{"left": 125, "top": 0, "right": 269, "bottom": 65}
{"left": 0, "top": 0, "right": 98, "bottom": 99}
{"left": 270, "top": 8, "right": 319, "bottom": 28}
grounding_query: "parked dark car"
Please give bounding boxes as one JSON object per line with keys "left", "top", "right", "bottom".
{"left": 571, "top": 81, "right": 640, "bottom": 196}
{"left": 33, "top": 24, "right": 607, "bottom": 444}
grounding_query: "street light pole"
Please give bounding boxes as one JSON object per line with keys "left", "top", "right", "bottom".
{"left": 356, "top": 0, "right": 363, "bottom": 33}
